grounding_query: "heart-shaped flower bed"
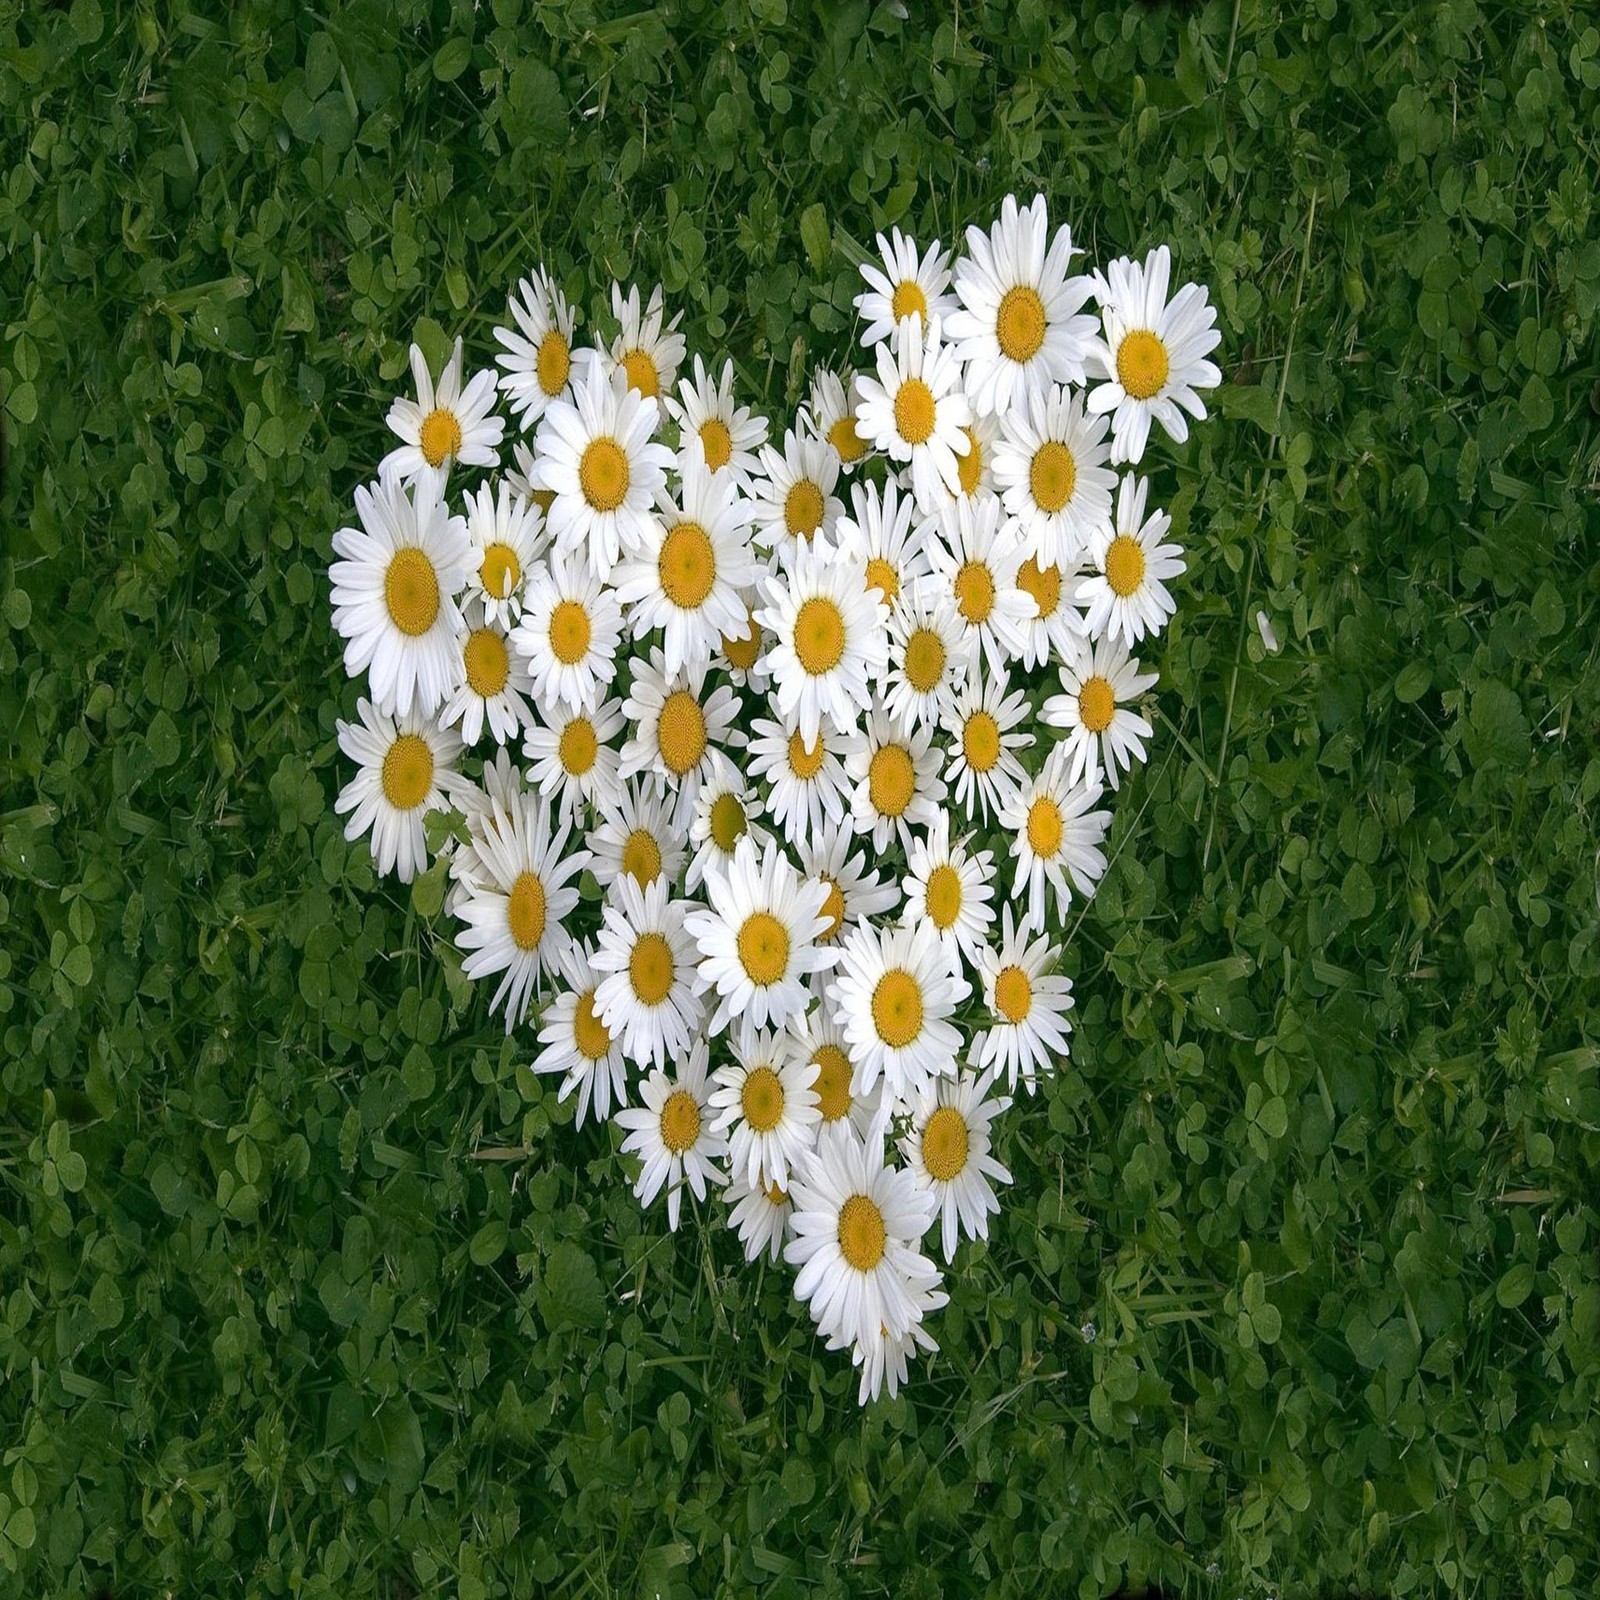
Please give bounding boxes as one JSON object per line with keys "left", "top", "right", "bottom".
{"left": 326, "top": 195, "right": 1220, "bottom": 1403}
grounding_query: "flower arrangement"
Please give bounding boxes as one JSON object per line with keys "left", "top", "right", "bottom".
{"left": 327, "top": 195, "right": 1220, "bottom": 1403}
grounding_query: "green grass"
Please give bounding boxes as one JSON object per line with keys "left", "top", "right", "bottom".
{"left": 3, "top": 1, "right": 1600, "bottom": 1596}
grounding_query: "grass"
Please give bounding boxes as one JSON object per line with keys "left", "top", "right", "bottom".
{"left": 3, "top": 1, "right": 1599, "bottom": 1596}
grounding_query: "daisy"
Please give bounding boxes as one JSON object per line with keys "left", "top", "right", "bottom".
{"left": 900, "top": 1068, "right": 1013, "bottom": 1263}
{"left": 802, "top": 366, "right": 870, "bottom": 470}
{"left": 453, "top": 793, "right": 587, "bottom": 1030}
{"left": 901, "top": 812, "right": 995, "bottom": 973}
{"left": 615, "top": 1040, "right": 726, "bottom": 1231}
{"left": 923, "top": 494, "right": 1032, "bottom": 680}
{"left": 852, "top": 317, "right": 972, "bottom": 515}
{"left": 611, "top": 455, "right": 757, "bottom": 675}
{"left": 853, "top": 226, "right": 957, "bottom": 348}
{"left": 709, "top": 1026, "right": 821, "bottom": 1190}
{"left": 588, "top": 778, "right": 686, "bottom": 894}
{"left": 592, "top": 874, "right": 705, "bottom": 1070}
{"left": 750, "top": 428, "right": 844, "bottom": 558}
{"left": 440, "top": 608, "right": 537, "bottom": 747}
{"left": 795, "top": 831, "right": 900, "bottom": 955}
{"left": 974, "top": 907, "right": 1075, "bottom": 1091}
{"left": 522, "top": 694, "right": 624, "bottom": 819}
{"left": 746, "top": 711, "right": 849, "bottom": 842}
{"left": 381, "top": 337, "right": 504, "bottom": 488}
{"left": 1040, "top": 633, "right": 1158, "bottom": 791}
{"left": 716, "top": 595, "right": 771, "bottom": 689}
{"left": 756, "top": 539, "right": 890, "bottom": 745}
{"left": 442, "top": 746, "right": 524, "bottom": 910}
{"left": 334, "top": 698, "right": 465, "bottom": 883}
{"left": 842, "top": 1309, "right": 943, "bottom": 1407}
{"left": 461, "top": 478, "right": 545, "bottom": 628}
{"left": 1014, "top": 548, "right": 1087, "bottom": 671}
{"left": 724, "top": 1169, "right": 795, "bottom": 1265}
{"left": 882, "top": 582, "right": 973, "bottom": 735}
{"left": 533, "top": 367, "right": 672, "bottom": 574}
{"left": 787, "top": 1006, "right": 881, "bottom": 1138}
{"left": 943, "top": 409, "right": 1000, "bottom": 508}
{"left": 785, "top": 1123, "right": 941, "bottom": 1351}
{"left": 510, "top": 550, "right": 623, "bottom": 713}
{"left": 945, "top": 193, "right": 1099, "bottom": 416}
{"left": 494, "top": 266, "right": 579, "bottom": 430}
{"left": 607, "top": 281, "right": 686, "bottom": 401}
{"left": 992, "top": 383, "right": 1116, "bottom": 568}
{"left": 831, "top": 477, "right": 931, "bottom": 614}
{"left": 532, "top": 941, "right": 629, "bottom": 1128}
{"left": 665, "top": 354, "right": 768, "bottom": 488}
{"left": 683, "top": 835, "right": 836, "bottom": 1034}
{"left": 1077, "top": 472, "right": 1185, "bottom": 646}
{"left": 1087, "top": 244, "right": 1223, "bottom": 464}
{"left": 329, "top": 475, "right": 473, "bottom": 719}
{"left": 830, "top": 919, "right": 968, "bottom": 1102}
{"left": 686, "top": 750, "right": 768, "bottom": 893}
{"left": 618, "top": 649, "right": 742, "bottom": 825}
{"left": 941, "top": 670, "right": 1033, "bottom": 822}
{"left": 997, "top": 744, "right": 1112, "bottom": 931}
{"left": 842, "top": 707, "right": 947, "bottom": 854}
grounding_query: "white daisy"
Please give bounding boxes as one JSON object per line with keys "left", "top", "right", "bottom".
{"left": 683, "top": 834, "right": 836, "bottom": 1034}
{"left": 453, "top": 793, "right": 587, "bottom": 1030}
{"left": 923, "top": 493, "right": 1032, "bottom": 679}
{"left": 618, "top": 648, "right": 742, "bottom": 826}
{"left": 522, "top": 694, "right": 624, "bottom": 819}
{"left": 943, "top": 409, "right": 1000, "bottom": 508}
{"left": 461, "top": 478, "right": 545, "bottom": 628}
{"left": 710, "top": 1026, "right": 821, "bottom": 1190}
{"left": 329, "top": 475, "right": 473, "bottom": 719}
{"left": 997, "top": 744, "right": 1112, "bottom": 931}
{"left": 381, "top": 337, "right": 504, "bottom": 488}
{"left": 588, "top": 778, "right": 686, "bottom": 894}
{"left": 750, "top": 427, "right": 844, "bottom": 558}
{"left": 533, "top": 941, "right": 629, "bottom": 1128}
{"left": 842, "top": 706, "right": 947, "bottom": 854}
{"left": 665, "top": 354, "right": 768, "bottom": 488}
{"left": 901, "top": 811, "right": 995, "bottom": 973}
{"left": 830, "top": 919, "right": 967, "bottom": 1102}
{"left": 832, "top": 477, "right": 931, "bottom": 615}
{"left": 756, "top": 539, "right": 890, "bottom": 745}
{"left": 900, "top": 1068, "right": 1012, "bottom": 1263}
{"left": 334, "top": 698, "right": 465, "bottom": 883}
{"left": 1040, "top": 633, "right": 1158, "bottom": 791}
{"left": 795, "top": 830, "right": 900, "bottom": 954}
{"left": 941, "top": 669, "right": 1033, "bottom": 822}
{"left": 510, "top": 550, "right": 623, "bottom": 713}
{"left": 992, "top": 383, "right": 1116, "bottom": 568}
{"left": 945, "top": 193, "right": 1099, "bottom": 416}
{"left": 746, "top": 711, "right": 848, "bottom": 842}
{"left": 440, "top": 609, "right": 537, "bottom": 747}
{"left": 1014, "top": 548, "right": 1087, "bottom": 671}
{"left": 615, "top": 1041, "right": 726, "bottom": 1231}
{"left": 686, "top": 750, "right": 768, "bottom": 894}
{"left": 442, "top": 746, "right": 524, "bottom": 911}
{"left": 974, "top": 906, "right": 1075, "bottom": 1091}
{"left": 607, "top": 281, "right": 686, "bottom": 402}
{"left": 882, "top": 582, "right": 974, "bottom": 735}
{"left": 1087, "top": 244, "right": 1223, "bottom": 464}
{"left": 786, "top": 1006, "right": 881, "bottom": 1138}
{"left": 724, "top": 1169, "right": 795, "bottom": 1265}
{"left": 592, "top": 874, "right": 705, "bottom": 1070}
{"left": 854, "top": 226, "right": 957, "bottom": 348}
{"left": 493, "top": 266, "right": 579, "bottom": 430}
{"left": 716, "top": 594, "right": 771, "bottom": 688}
{"left": 801, "top": 366, "right": 871, "bottom": 471}
{"left": 841, "top": 1310, "right": 943, "bottom": 1407}
{"left": 1077, "top": 471, "right": 1185, "bottom": 646}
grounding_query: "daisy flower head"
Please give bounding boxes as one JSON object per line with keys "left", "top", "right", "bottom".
{"left": 724, "top": 1168, "right": 796, "bottom": 1265}
{"left": 832, "top": 476, "right": 931, "bottom": 614}
{"left": 796, "top": 830, "right": 900, "bottom": 957}
{"left": 510, "top": 549, "right": 623, "bottom": 713}
{"left": 1040, "top": 632, "right": 1158, "bottom": 791}
{"left": 945, "top": 193, "right": 1099, "bottom": 416}
{"left": 329, "top": 475, "right": 473, "bottom": 719}
{"left": 882, "top": 581, "right": 974, "bottom": 736}
{"left": 588, "top": 778, "right": 686, "bottom": 895}
{"left": 440, "top": 607, "right": 537, "bottom": 748}
{"left": 335, "top": 698, "right": 465, "bottom": 884}
{"left": 716, "top": 593, "right": 772, "bottom": 689}
{"left": 750, "top": 427, "right": 845, "bottom": 560}
{"left": 618, "top": 648, "right": 741, "bottom": 826}
{"left": 943, "top": 409, "right": 1000, "bottom": 509}
{"left": 842, "top": 1307, "right": 944, "bottom": 1407}
{"left": 802, "top": 366, "right": 871, "bottom": 471}
{"left": 494, "top": 265, "right": 579, "bottom": 430}
{"left": 787, "top": 1006, "right": 882, "bottom": 1139}
{"left": 608, "top": 281, "right": 687, "bottom": 402}
{"left": 533, "top": 365, "right": 672, "bottom": 575}
{"left": 505, "top": 438, "right": 553, "bottom": 516}
{"left": 453, "top": 793, "right": 587, "bottom": 1030}
{"left": 746, "top": 711, "right": 848, "bottom": 843}
{"left": 522, "top": 694, "right": 624, "bottom": 819}
{"left": 443, "top": 746, "right": 525, "bottom": 910}
{"left": 461, "top": 478, "right": 545, "bottom": 628}
{"left": 683, "top": 834, "right": 837, "bottom": 1034}
{"left": 1014, "top": 547, "right": 1088, "bottom": 671}
{"left": 1087, "top": 244, "right": 1223, "bottom": 464}
{"left": 974, "top": 906, "right": 1075, "bottom": 1092}
{"left": 941, "top": 668, "right": 1033, "bottom": 822}
{"left": 901, "top": 810, "right": 996, "bottom": 973}
{"left": 1077, "top": 472, "right": 1185, "bottom": 646}
{"left": 592, "top": 873, "right": 706, "bottom": 1070}
{"left": 992, "top": 383, "right": 1116, "bottom": 569}
{"left": 686, "top": 750, "right": 769, "bottom": 894}
{"left": 615, "top": 1040, "right": 726, "bottom": 1231}
{"left": 924, "top": 492, "right": 1033, "bottom": 680}
{"left": 854, "top": 226, "right": 957, "bottom": 349}
{"left": 667, "top": 354, "right": 769, "bottom": 488}
{"left": 611, "top": 455, "right": 757, "bottom": 675}
{"left": 533, "top": 941, "right": 629, "bottom": 1128}
{"left": 843, "top": 704, "right": 948, "bottom": 855}
{"left": 998, "top": 743, "right": 1112, "bottom": 932}
{"left": 900, "top": 1067, "right": 1013, "bottom": 1262}
{"left": 852, "top": 316, "right": 972, "bottom": 516}
{"left": 381, "top": 336, "right": 505, "bottom": 489}
{"left": 710, "top": 1026, "right": 821, "bottom": 1190}
{"left": 830, "top": 918, "right": 968, "bottom": 1103}
{"left": 756, "top": 538, "right": 890, "bottom": 746}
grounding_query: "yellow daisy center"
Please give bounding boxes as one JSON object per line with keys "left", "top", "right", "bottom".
{"left": 621, "top": 827, "right": 662, "bottom": 887}
{"left": 957, "top": 427, "right": 984, "bottom": 495}
{"left": 962, "top": 710, "right": 1001, "bottom": 772}
{"left": 828, "top": 416, "right": 867, "bottom": 463}
{"left": 868, "top": 743, "right": 916, "bottom": 819}
{"left": 721, "top": 610, "right": 762, "bottom": 671}
{"left": 380, "top": 733, "right": 433, "bottom": 810}
{"left": 548, "top": 599, "right": 592, "bottom": 665}
{"left": 811, "top": 1044, "right": 852, "bottom": 1121}
{"left": 479, "top": 542, "right": 521, "bottom": 600}
{"left": 507, "top": 871, "right": 547, "bottom": 952}
{"left": 698, "top": 417, "right": 733, "bottom": 471}
{"left": 994, "top": 964, "right": 1033, "bottom": 1024}
{"left": 793, "top": 596, "right": 846, "bottom": 675}
{"left": 530, "top": 488, "right": 557, "bottom": 515}
{"left": 870, "top": 968, "right": 923, "bottom": 1048}
{"left": 463, "top": 628, "right": 510, "bottom": 698}
{"left": 903, "top": 628, "right": 947, "bottom": 694}
{"left": 737, "top": 911, "right": 790, "bottom": 986}
{"left": 629, "top": 931, "right": 675, "bottom": 1004}
{"left": 837, "top": 1193, "right": 886, "bottom": 1271}
{"left": 924, "top": 864, "right": 964, "bottom": 931}
{"left": 620, "top": 348, "right": 660, "bottom": 398}
{"left": 709, "top": 791, "right": 747, "bottom": 852}
{"left": 996, "top": 284, "right": 1047, "bottom": 362}
{"left": 766, "top": 1180, "right": 789, "bottom": 1206}
{"left": 1104, "top": 535, "right": 1146, "bottom": 598}
{"left": 922, "top": 1106, "right": 970, "bottom": 1181}
{"left": 384, "top": 547, "right": 440, "bottom": 637}
{"left": 891, "top": 279, "right": 928, "bottom": 321}
{"left": 1117, "top": 329, "right": 1170, "bottom": 399}
{"left": 418, "top": 407, "right": 462, "bottom": 468}
{"left": 954, "top": 560, "right": 995, "bottom": 624}
{"left": 1027, "top": 797, "right": 1063, "bottom": 859}
{"left": 657, "top": 690, "right": 708, "bottom": 776}
{"left": 864, "top": 557, "right": 899, "bottom": 604}
{"left": 659, "top": 520, "right": 717, "bottom": 609}
{"left": 816, "top": 876, "right": 846, "bottom": 942}
{"left": 660, "top": 1088, "right": 701, "bottom": 1154}
{"left": 740, "top": 1065, "right": 786, "bottom": 1133}
{"left": 558, "top": 716, "right": 598, "bottom": 775}
{"left": 537, "top": 330, "right": 571, "bottom": 397}
{"left": 579, "top": 436, "right": 630, "bottom": 512}
{"left": 1017, "top": 555, "right": 1061, "bottom": 619}
{"left": 784, "top": 479, "right": 825, "bottom": 539}
{"left": 787, "top": 731, "right": 826, "bottom": 780}
{"left": 1030, "top": 440, "right": 1077, "bottom": 514}
{"left": 893, "top": 377, "right": 936, "bottom": 445}
{"left": 1078, "top": 675, "right": 1116, "bottom": 733}
{"left": 572, "top": 989, "right": 611, "bottom": 1061}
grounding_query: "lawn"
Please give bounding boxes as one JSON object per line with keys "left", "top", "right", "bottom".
{"left": 2, "top": 1, "right": 1599, "bottom": 1596}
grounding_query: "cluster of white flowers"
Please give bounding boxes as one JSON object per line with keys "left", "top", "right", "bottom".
{"left": 327, "top": 197, "right": 1219, "bottom": 1404}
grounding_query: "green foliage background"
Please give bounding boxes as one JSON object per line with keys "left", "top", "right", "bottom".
{"left": 3, "top": 1, "right": 1599, "bottom": 1595}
